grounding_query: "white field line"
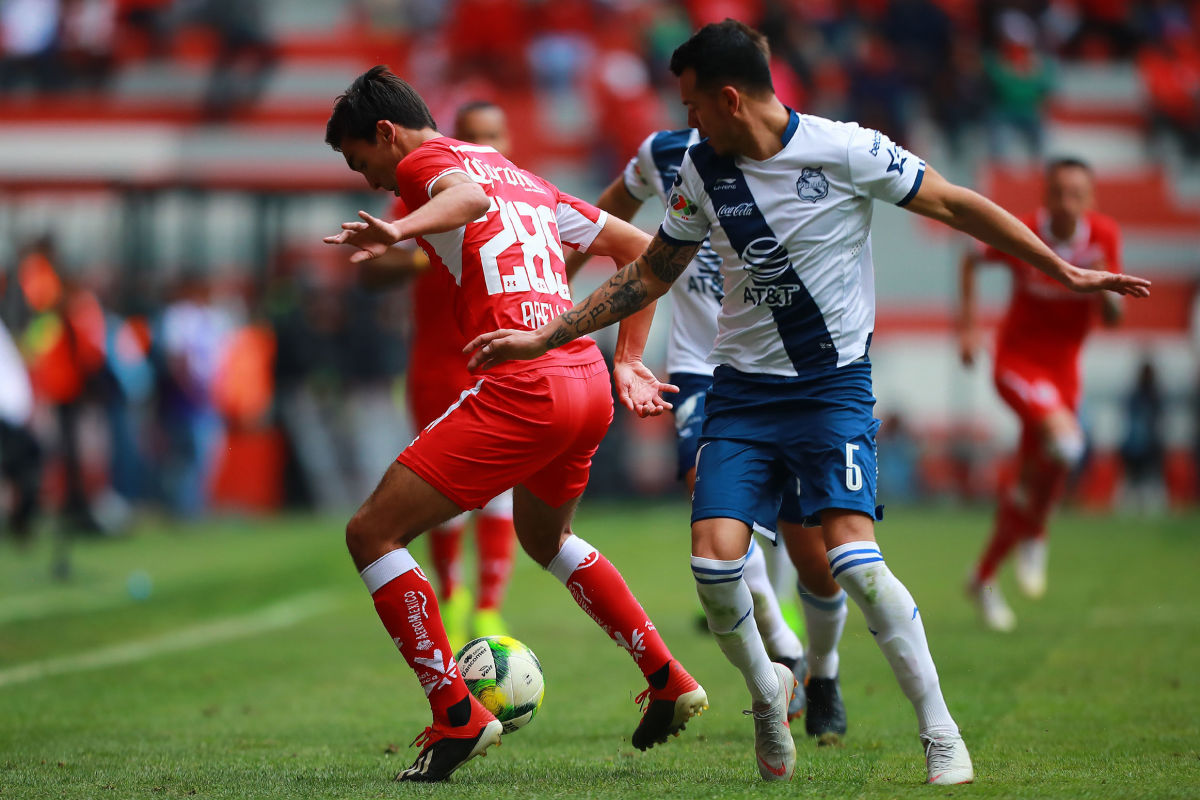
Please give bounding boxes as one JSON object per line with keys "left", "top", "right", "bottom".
{"left": 0, "top": 591, "right": 135, "bottom": 626}
{"left": 0, "top": 590, "right": 342, "bottom": 689}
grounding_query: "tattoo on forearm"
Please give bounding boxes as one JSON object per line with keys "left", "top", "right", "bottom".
{"left": 548, "top": 261, "right": 653, "bottom": 347}
{"left": 644, "top": 237, "right": 700, "bottom": 283}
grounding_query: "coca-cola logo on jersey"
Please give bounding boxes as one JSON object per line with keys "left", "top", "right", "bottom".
{"left": 717, "top": 202, "right": 755, "bottom": 218}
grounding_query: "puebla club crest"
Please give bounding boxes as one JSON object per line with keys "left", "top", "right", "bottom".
{"left": 796, "top": 167, "right": 829, "bottom": 203}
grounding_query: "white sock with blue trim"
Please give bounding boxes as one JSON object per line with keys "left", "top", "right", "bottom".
{"left": 797, "top": 581, "right": 846, "bottom": 679}
{"left": 692, "top": 553, "right": 780, "bottom": 705}
{"left": 744, "top": 538, "right": 805, "bottom": 662}
{"left": 829, "top": 541, "right": 958, "bottom": 736}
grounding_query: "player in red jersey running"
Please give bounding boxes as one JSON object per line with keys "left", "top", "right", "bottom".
{"left": 960, "top": 158, "right": 1124, "bottom": 631}
{"left": 404, "top": 101, "right": 518, "bottom": 648}
{"left": 322, "top": 67, "right": 706, "bottom": 783}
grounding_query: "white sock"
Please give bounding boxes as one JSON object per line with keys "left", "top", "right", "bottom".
{"left": 744, "top": 538, "right": 804, "bottom": 662}
{"left": 359, "top": 548, "right": 420, "bottom": 593}
{"left": 830, "top": 541, "right": 958, "bottom": 737}
{"left": 797, "top": 580, "right": 846, "bottom": 679}
{"left": 547, "top": 534, "right": 596, "bottom": 584}
{"left": 761, "top": 532, "right": 798, "bottom": 600}
{"left": 693, "top": 553, "right": 780, "bottom": 705}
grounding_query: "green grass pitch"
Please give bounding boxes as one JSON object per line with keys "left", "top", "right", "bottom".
{"left": 2, "top": 504, "right": 1197, "bottom": 799}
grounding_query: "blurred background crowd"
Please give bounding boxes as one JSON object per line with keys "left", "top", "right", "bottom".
{"left": 0, "top": 0, "right": 1197, "bottom": 543}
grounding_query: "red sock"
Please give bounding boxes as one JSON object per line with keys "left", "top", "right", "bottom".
{"left": 975, "top": 489, "right": 1037, "bottom": 584}
{"left": 360, "top": 549, "right": 473, "bottom": 729}
{"left": 548, "top": 535, "right": 672, "bottom": 679}
{"left": 428, "top": 521, "right": 465, "bottom": 602}
{"left": 476, "top": 514, "right": 515, "bottom": 611}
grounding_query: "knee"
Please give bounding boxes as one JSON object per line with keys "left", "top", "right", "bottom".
{"left": 1044, "top": 425, "right": 1085, "bottom": 469}
{"left": 344, "top": 510, "right": 375, "bottom": 564}
{"left": 346, "top": 507, "right": 411, "bottom": 566}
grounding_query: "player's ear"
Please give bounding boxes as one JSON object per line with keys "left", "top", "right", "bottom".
{"left": 377, "top": 120, "right": 397, "bottom": 144}
{"left": 720, "top": 85, "right": 740, "bottom": 116}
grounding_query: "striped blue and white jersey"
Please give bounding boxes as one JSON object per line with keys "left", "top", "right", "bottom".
{"left": 658, "top": 110, "right": 926, "bottom": 378}
{"left": 623, "top": 129, "right": 723, "bottom": 377}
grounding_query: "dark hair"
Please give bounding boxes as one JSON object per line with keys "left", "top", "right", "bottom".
{"left": 669, "top": 19, "right": 774, "bottom": 94}
{"left": 325, "top": 65, "right": 436, "bottom": 150}
{"left": 1046, "top": 157, "right": 1092, "bottom": 177}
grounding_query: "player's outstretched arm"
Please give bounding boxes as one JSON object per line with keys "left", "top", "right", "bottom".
{"left": 904, "top": 166, "right": 1151, "bottom": 297}
{"left": 323, "top": 174, "right": 490, "bottom": 263}
{"left": 465, "top": 235, "right": 701, "bottom": 371}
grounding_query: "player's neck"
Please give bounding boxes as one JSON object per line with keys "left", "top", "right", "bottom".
{"left": 736, "top": 97, "right": 791, "bottom": 162}
{"left": 398, "top": 127, "right": 442, "bottom": 156}
{"left": 1048, "top": 215, "right": 1078, "bottom": 242}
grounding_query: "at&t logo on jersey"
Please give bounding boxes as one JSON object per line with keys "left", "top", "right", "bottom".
{"left": 738, "top": 237, "right": 801, "bottom": 308}
{"left": 796, "top": 167, "right": 829, "bottom": 203}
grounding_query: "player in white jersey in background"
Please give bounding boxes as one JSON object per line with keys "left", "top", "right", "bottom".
{"left": 467, "top": 20, "right": 1149, "bottom": 785}
{"left": 565, "top": 124, "right": 850, "bottom": 739}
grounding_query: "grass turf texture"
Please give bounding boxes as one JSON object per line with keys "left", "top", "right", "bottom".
{"left": 1, "top": 504, "right": 1197, "bottom": 799}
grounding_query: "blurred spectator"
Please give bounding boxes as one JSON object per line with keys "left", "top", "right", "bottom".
{"left": 1063, "top": 0, "right": 1138, "bottom": 59}
{"left": 0, "top": 0, "right": 65, "bottom": 92}
{"left": 877, "top": 411, "right": 922, "bottom": 505}
{"left": 154, "top": 272, "right": 234, "bottom": 517}
{"left": 339, "top": 283, "right": 408, "bottom": 504}
{"left": 17, "top": 238, "right": 107, "bottom": 533}
{"left": 445, "top": 0, "right": 530, "bottom": 87}
{"left": 527, "top": 0, "right": 595, "bottom": 94}
{"left": 192, "top": 0, "right": 277, "bottom": 120}
{"left": 588, "top": 27, "right": 667, "bottom": 180}
{"left": 271, "top": 269, "right": 356, "bottom": 512}
{"left": 845, "top": 27, "right": 910, "bottom": 144}
{"left": 0, "top": 319, "right": 41, "bottom": 543}
{"left": 984, "top": 10, "right": 1055, "bottom": 161}
{"left": 1120, "top": 358, "right": 1167, "bottom": 513}
{"left": 103, "top": 312, "right": 154, "bottom": 503}
{"left": 1138, "top": 24, "right": 1200, "bottom": 161}
{"left": 116, "top": 0, "right": 174, "bottom": 57}
{"left": 61, "top": 0, "right": 117, "bottom": 89}
{"left": 642, "top": 0, "right": 693, "bottom": 89}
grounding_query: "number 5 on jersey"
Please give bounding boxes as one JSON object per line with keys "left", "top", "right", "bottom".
{"left": 844, "top": 443, "right": 863, "bottom": 492}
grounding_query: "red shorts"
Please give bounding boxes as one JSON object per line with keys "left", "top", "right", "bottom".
{"left": 408, "top": 366, "right": 474, "bottom": 431}
{"left": 994, "top": 353, "right": 1079, "bottom": 422}
{"left": 397, "top": 357, "right": 613, "bottom": 510}
{"left": 994, "top": 353, "right": 1079, "bottom": 456}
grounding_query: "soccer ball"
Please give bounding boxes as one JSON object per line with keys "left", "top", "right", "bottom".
{"left": 455, "top": 635, "right": 544, "bottom": 734}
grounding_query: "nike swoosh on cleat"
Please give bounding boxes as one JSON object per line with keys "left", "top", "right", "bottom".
{"left": 758, "top": 755, "right": 787, "bottom": 777}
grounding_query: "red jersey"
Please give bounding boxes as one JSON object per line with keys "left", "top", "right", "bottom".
{"left": 395, "top": 137, "right": 609, "bottom": 375}
{"left": 982, "top": 209, "right": 1122, "bottom": 367}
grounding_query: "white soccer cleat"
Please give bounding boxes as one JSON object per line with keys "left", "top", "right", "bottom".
{"left": 922, "top": 732, "right": 974, "bottom": 785}
{"left": 1014, "top": 538, "right": 1048, "bottom": 599}
{"left": 968, "top": 579, "right": 1016, "bottom": 632}
{"left": 745, "top": 662, "right": 797, "bottom": 781}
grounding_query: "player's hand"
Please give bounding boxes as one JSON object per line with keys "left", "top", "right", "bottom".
{"left": 322, "top": 210, "right": 403, "bottom": 264}
{"left": 613, "top": 358, "right": 679, "bottom": 418}
{"left": 465, "top": 329, "right": 548, "bottom": 371}
{"left": 1062, "top": 265, "right": 1151, "bottom": 297}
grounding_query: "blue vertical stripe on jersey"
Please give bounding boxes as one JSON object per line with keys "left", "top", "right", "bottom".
{"left": 688, "top": 129, "right": 837, "bottom": 374}
{"left": 649, "top": 129, "right": 697, "bottom": 195}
